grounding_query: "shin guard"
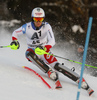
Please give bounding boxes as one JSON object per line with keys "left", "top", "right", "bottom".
{"left": 26, "top": 51, "right": 49, "bottom": 73}
{"left": 54, "top": 63, "right": 80, "bottom": 81}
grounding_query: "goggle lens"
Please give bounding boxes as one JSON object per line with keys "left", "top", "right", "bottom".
{"left": 33, "top": 17, "right": 44, "bottom": 22}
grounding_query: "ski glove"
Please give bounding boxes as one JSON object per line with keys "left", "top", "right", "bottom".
{"left": 35, "top": 45, "right": 52, "bottom": 55}
{"left": 36, "top": 45, "right": 52, "bottom": 52}
{"left": 10, "top": 40, "right": 20, "bottom": 50}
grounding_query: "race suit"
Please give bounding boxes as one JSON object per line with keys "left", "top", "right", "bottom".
{"left": 12, "top": 22, "right": 57, "bottom": 67}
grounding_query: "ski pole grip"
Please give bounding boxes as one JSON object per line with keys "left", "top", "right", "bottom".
{"left": 35, "top": 47, "right": 49, "bottom": 55}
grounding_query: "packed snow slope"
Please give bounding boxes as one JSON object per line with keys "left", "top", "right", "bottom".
{"left": 0, "top": 27, "right": 97, "bottom": 100}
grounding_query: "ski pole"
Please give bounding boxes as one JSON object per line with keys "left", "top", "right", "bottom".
{"left": 35, "top": 47, "right": 97, "bottom": 69}
{"left": 0, "top": 44, "right": 18, "bottom": 50}
{"left": 0, "top": 45, "right": 11, "bottom": 48}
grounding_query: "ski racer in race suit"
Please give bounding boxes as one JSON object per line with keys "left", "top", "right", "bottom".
{"left": 10, "top": 7, "right": 94, "bottom": 94}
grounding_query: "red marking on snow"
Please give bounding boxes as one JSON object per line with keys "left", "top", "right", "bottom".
{"left": 23, "top": 66, "right": 51, "bottom": 89}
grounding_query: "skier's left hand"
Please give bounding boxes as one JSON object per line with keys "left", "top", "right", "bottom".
{"left": 36, "top": 45, "right": 52, "bottom": 52}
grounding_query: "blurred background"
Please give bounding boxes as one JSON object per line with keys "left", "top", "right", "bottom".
{"left": 0, "top": 0, "right": 97, "bottom": 76}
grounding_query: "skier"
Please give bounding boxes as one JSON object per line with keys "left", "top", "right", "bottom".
{"left": 10, "top": 7, "right": 94, "bottom": 95}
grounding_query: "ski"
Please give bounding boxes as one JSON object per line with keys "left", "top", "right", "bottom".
{"left": 55, "top": 80, "right": 62, "bottom": 89}
{"left": 22, "top": 66, "right": 94, "bottom": 95}
{"left": 22, "top": 66, "right": 52, "bottom": 89}
{"left": 87, "top": 88, "right": 94, "bottom": 96}
{"left": 77, "top": 78, "right": 94, "bottom": 96}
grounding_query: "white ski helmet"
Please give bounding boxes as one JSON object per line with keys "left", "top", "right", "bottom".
{"left": 31, "top": 7, "right": 45, "bottom": 18}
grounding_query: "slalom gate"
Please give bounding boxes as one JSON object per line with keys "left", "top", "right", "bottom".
{"left": 76, "top": 17, "right": 93, "bottom": 100}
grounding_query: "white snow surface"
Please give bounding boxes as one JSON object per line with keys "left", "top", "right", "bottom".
{"left": 0, "top": 27, "right": 97, "bottom": 100}
{"left": 0, "top": 19, "right": 21, "bottom": 27}
{"left": 72, "top": 25, "right": 84, "bottom": 33}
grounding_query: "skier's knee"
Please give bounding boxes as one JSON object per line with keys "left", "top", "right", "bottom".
{"left": 54, "top": 63, "right": 62, "bottom": 72}
{"left": 54, "top": 63, "right": 80, "bottom": 82}
{"left": 25, "top": 48, "right": 35, "bottom": 62}
{"left": 25, "top": 48, "right": 50, "bottom": 73}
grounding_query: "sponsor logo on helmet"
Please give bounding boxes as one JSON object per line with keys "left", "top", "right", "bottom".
{"left": 35, "top": 13, "right": 42, "bottom": 16}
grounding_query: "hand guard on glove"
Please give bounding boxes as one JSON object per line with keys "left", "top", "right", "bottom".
{"left": 36, "top": 45, "right": 52, "bottom": 52}
{"left": 10, "top": 40, "right": 20, "bottom": 50}
{"left": 35, "top": 45, "right": 52, "bottom": 55}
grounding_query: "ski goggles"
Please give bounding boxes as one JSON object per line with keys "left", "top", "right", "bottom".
{"left": 33, "top": 17, "right": 44, "bottom": 22}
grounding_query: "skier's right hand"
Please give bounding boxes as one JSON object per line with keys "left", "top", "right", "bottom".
{"left": 10, "top": 40, "right": 20, "bottom": 50}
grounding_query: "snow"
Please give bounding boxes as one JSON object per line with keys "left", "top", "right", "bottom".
{"left": 72, "top": 25, "right": 84, "bottom": 33}
{"left": 0, "top": 20, "right": 21, "bottom": 27}
{"left": 0, "top": 26, "right": 97, "bottom": 100}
